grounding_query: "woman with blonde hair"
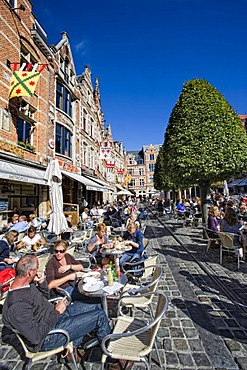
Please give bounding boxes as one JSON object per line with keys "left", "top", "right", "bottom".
{"left": 207, "top": 205, "right": 220, "bottom": 238}
{"left": 0, "top": 230, "right": 18, "bottom": 270}
{"left": 119, "top": 221, "right": 144, "bottom": 266}
{"left": 86, "top": 223, "right": 110, "bottom": 265}
{"left": 46, "top": 239, "right": 86, "bottom": 301}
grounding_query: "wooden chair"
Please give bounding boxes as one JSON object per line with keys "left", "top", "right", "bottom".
{"left": 101, "top": 291, "right": 168, "bottom": 369}
{"left": 218, "top": 232, "right": 242, "bottom": 269}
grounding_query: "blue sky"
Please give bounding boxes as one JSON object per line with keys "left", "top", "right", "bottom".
{"left": 32, "top": 0, "right": 247, "bottom": 151}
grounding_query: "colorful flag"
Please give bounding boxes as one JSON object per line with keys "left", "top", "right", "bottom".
{"left": 8, "top": 70, "right": 41, "bottom": 99}
{"left": 106, "top": 160, "right": 115, "bottom": 168}
{"left": 100, "top": 146, "right": 112, "bottom": 160}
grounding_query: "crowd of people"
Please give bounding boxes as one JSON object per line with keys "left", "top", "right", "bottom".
{"left": 0, "top": 198, "right": 146, "bottom": 367}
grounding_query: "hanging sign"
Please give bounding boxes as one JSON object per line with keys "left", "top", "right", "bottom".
{"left": 117, "top": 168, "right": 124, "bottom": 175}
{"left": 100, "top": 141, "right": 113, "bottom": 160}
{"left": 105, "top": 160, "right": 115, "bottom": 168}
{"left": 48, "top": 138, "right": 55, "bottom": 149}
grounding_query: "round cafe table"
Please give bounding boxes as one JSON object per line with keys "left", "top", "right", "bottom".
{"left": 78, "top": 272, "right": 127, "bottom": 318}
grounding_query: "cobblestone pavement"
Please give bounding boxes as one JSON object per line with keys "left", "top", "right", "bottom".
{"left": 0, "top": 214, "right": 247, "bottom": 370}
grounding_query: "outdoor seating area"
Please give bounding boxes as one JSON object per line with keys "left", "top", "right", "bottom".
{"left": 0, "top": 207, "right": 170, "bottom": 369}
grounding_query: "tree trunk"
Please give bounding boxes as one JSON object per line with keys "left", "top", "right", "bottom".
{"left": 199, "top": 180, "right": 211, "bottom": 226}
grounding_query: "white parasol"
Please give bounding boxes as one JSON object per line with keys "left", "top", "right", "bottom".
{"left": 116, "top": 189, "right": 133, "bottom": 196}
{"left": 44, "top": 159, "right": 68, "bottom": 235}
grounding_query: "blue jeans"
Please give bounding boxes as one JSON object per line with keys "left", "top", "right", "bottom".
{"left": 0, "top": 263, "right": 13, "bottom": 271}
{"left": 41, "top": 301, "right": 111, "bottom": 350}
{"left": 119, "top": 252, "right": 141, "bottom": 266}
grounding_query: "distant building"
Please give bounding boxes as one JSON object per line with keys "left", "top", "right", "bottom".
{"left": 126, "top": 144, "right": 162, "bottom": 198}
{"left": 239, "top": 114, "right": 247, "bottom": 130}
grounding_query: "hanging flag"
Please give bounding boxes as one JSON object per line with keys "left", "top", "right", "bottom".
{"left": 100, "top": 146, "right": 112, "bottom": 160}
{"left": 106, "top": 160, "right": 115, "bottom": 168}
{"left": 8, "top": 63, "right": 47, "bottom": 99}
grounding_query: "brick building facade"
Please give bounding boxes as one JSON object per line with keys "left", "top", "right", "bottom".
{"left": 0, "top": 0, "right": 126, "bottom": 226}
{"left": 126, "top": 144, "right": 161, "bottom": 199}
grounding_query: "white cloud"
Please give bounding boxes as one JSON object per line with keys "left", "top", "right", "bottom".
{"left": 75, "top": 40, "right": 88, "bottom": 55}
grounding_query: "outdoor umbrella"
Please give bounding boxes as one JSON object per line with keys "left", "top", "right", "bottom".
{"left": 44, "top": 159, "right": 68, "bottom": 235}
{"left": 116, "top": 190, "right": 133, "bottom": 196}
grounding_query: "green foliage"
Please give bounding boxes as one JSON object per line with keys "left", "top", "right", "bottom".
{"left": 159, "top": 79, "right": 247, "bottom": 190}
{"left": 17, "top": 141, "right": 35, "bottom": 152}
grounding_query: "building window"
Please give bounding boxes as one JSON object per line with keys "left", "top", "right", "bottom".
{"left": 149, "top": 175, "right": 153, "bottom": 183}
{"left": 149, "top": 164, "right": 155, "bottom": 172}
{"left": 55, "top": 124, "right": 72, "bottom": 157}
{"left": 56, "top": 81, "right": 72, "bottom": 117}
{"left": 140, "top": 179, "right": 145, "bottom": 187}
{"left": 0, "top": 109, "right": 11, "bottom": 131}
{"left": 90, "top": 147, "right": 94, "bottom": 169}
{"left": 130, "top": 179, "right": 135, "bottom": 187}
{"left": 128, "top": 169, "right": 134, "bottom": 176}
{"left": 17, "top": 117, "right": 32, "bottom": 144}
{"left": 139, "top": 168, "right": 144, "bottom": 175}
{"left": 83, "top": 109, "right": 87, "bottom": 131}
{"left": 150, "top": 154, "right": 154, "bottom": 161}
{"left": 83, "top": 142, "right": 88, "bottom": 166}
{"left": 20, "top": 45, "right": 37, "bottom": 70}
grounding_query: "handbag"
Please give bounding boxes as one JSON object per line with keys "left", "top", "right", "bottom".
{"left": 0, "top": 268, "right": 16, "bottom": 293}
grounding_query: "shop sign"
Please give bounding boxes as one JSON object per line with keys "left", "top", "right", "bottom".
{"left": 0, "top": 139, "right": 24, "bottom": 157}
{"left": 48, "top": 138, "right": 55, "bottom": 149}
{"left": 58, "top": 160, "right": 78, "bottom": 173}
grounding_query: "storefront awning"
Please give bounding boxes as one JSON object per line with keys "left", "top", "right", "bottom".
{"left": 84, "top": 175, "right": 115, "bottom": 191}
{"left": 228, "top": 179, "right": 243, "bottom": 187}
{"left": 238, "top": 178, "right": 247, "bottom": 186}
{"left": 0, "top": 160, "right": 47, "bottom": 185}
{"left": 61, "top": 170, "right": 104, "bottom": 192}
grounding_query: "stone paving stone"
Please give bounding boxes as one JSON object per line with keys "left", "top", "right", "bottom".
{"left": 192, "top": 352, "right": 212, "bottom": 367}
{"left": 1, "top": 215, "right": 246, "bottom": 369}
{"left": 177, "top": 353, "right": 195, "bottom": 367}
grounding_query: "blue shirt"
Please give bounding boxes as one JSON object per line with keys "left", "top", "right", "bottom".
{"left": 10, "top": 221, "right": 28, "bottom": 233}
{"left": 176, "top": 203, "right": 185, "bottom": 213}
{"left": 123, "top": 229, "right": 144, "bottom": 255}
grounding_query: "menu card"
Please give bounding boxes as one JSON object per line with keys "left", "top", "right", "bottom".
{"left": 102, "top": 282, "right": 124, "bottom": 295}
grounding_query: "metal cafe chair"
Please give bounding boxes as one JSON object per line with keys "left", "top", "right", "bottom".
{"left": 119, "top": 265, "right": 163, "bottom": 318}
{"left": 15, "top": 329, "right": 79, "bottom": 370}
{"left": 101, "top": 291, "right": 169, "bottom": 370}
{"left": 218, "top": 231, "right": 243, "bottom": 270}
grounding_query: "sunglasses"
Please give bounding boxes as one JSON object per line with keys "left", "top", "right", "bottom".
{"left": 55, "top": 249, "right": 66, "bottom": 254}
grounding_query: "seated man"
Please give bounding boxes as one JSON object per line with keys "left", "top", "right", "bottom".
{"left": 9, "top": 215, "right": 28, "bottom": 233}
{"left": 175, "top": 200, "right": 186, "bottom": 215}
{"left": 2, "top": 255, "right": 111, "bottom": 358}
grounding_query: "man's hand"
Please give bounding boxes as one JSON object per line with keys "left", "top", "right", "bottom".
{"left": 55, "top": 297, "right": 67, "bottom": 314}
{"left": 4, "top": 258, "right": 14, "bottom": 265}
{"left": 33, "top": 271, "right": 46, "bottom": 284}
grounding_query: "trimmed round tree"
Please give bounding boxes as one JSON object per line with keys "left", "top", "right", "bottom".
{"left": 159, "top": 78, "right": 247, "bottom": 221}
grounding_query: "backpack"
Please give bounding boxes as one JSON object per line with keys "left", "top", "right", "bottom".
{"left": 0, "top": 268, "right": 16, "bottom": 293}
